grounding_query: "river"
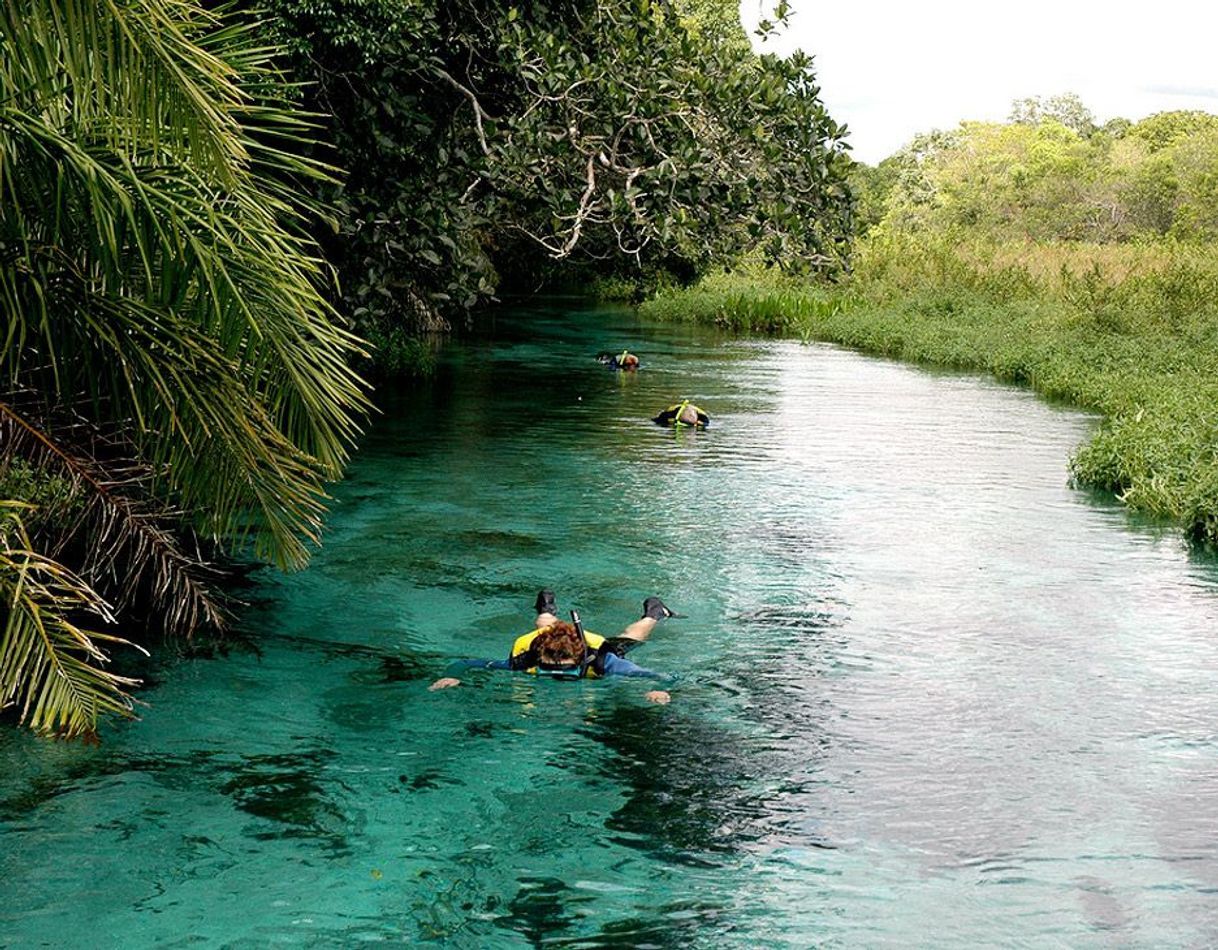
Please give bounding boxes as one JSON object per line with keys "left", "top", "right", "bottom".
{"left": 3, "top": 301, "right": 1218, "bottom": 946}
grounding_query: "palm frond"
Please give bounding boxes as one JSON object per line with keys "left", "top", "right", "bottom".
{"left": 0, "top": 501, "right": 142, "bottom": 739}
{"left": 0, "top": 0, "right": 370, "bottom": 570}
{"left": 0, "top": 399, "right": 225, "bottom": 637}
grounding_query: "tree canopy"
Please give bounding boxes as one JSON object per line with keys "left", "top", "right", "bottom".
{"left": 855, "top": 99, "right": 1218, "bottom": 243}
{"left": 260, "top": 0, "right": 855, "bottom": 348}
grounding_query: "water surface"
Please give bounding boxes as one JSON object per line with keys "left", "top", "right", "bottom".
{"left": 3, "top": 301, "right": 1218, "bottom": 947}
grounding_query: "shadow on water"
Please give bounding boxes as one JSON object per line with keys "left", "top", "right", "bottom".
{"left": 558, "top": 602, "right": 846, "bottom": 873}
{"left": 1, "top": 746, "right": 355, "bottom": 853}
{"left": 494, "top": 876, "right": 731, "bottom": 949}
{"left": 216, "top": 749, "right": 354, "bottom": 851}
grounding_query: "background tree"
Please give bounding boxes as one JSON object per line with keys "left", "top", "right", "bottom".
{"left": 1009, "top": 93, "right": 1097, "bottom": 137}
{"left": 854, "top": 97, "right": 1218, "bottom": 245}
{"left": 260, "top": 0, "right": 855, "bottom": 361}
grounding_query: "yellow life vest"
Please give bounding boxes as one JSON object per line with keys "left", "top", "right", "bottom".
{"left": 510, "top": 627, "right": 605, "bottom": 678}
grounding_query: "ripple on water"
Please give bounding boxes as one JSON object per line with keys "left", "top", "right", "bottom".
{"left": 5, "top": 305, "right": 1218, "bottom": 946}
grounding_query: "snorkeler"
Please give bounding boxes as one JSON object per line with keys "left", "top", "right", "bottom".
{"left": 652, "top": 400, "right": 710, "bottom": 428}
{"left": 596, "top": 349, "right": 641, "bottom": 370}
{"left": 428, "top": 590, "right": 681, "bottom": 704}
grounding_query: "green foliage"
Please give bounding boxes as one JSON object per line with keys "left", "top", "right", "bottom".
{"left": 1009, "top": 93, "right": 1097, "bottom": 137}
{"left": 644, "top": 235, "right": 1218, "bottom": 543}
{"left": 0, "top": 461, "right": 79, "bottom": 526}
{"left": 259, "top": 0, "right": 854, "bottom": 358}
{"left": 848, "top": 159, "right": 899, "bottom": 235}
{"left": 853, "top": 98, "right": 1218, "bottom": 244}
{"left": 0, "top": 0, "right": 370, "bottom": 733}
{"left": 363, "top": 324, "right": 440, "bottom": 379}
{"left": 0, "top": 503, "right": 141, "bottom": 739}
{"left": 1, "top": 0, "right": 369, "bottom": 571}
{"left": 1128, "top": 111, "right": 1218, "bottom": 152}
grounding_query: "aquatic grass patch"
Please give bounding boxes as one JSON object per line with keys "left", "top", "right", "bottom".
{"left": 639, "top": 271, "right": 843, "bottom": 334}
{"left": 641, "top": 239, "right": 1218, "bottom": 543}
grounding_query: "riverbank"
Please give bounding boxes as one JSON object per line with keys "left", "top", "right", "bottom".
{"left": 639, "top": 237, "right": 1218, "bottom": 543}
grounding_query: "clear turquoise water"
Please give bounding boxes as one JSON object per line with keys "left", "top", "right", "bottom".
{"left": 4, "top": 301, "right": 1218, "bottom": 947}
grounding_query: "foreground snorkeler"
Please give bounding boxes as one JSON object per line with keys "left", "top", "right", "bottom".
{"left": 596, "top": 349, "right": 640, "bottom": 370}
{"left": 429, "top": 591, "right": 681, "bottom": 703}
{"left": 653, "top": 400, "right": 709, "bottom": 428}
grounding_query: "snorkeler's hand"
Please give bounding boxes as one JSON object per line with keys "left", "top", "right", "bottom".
{"left": 429, "top": 677, "right": 461, "bottom": 690}
{"left": 645, "top": 690, "right": 671, "bottom": 704}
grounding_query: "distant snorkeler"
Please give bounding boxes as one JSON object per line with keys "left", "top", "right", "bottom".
{"left": 428, "top": 590, "right": 683, "bottom": 703}
{"left": 652, "top": 399, "right": 709, "bottom": 429}
{"left": 596, "top": 349, "right": 641, "bottom": 370}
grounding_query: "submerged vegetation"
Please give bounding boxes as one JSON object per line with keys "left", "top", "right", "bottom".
{"left": 643, "top": 97, "right": 1218, "bottom": 542}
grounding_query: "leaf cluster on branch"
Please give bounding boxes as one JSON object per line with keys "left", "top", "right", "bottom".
{"left": 260, "top": 0, "right": 856, "bottom": 347}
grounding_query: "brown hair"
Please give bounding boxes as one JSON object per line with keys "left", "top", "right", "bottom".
{"left": 533, "top": 622, "right": 586, "bottom": 666}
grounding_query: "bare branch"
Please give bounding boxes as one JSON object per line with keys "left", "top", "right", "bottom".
{"left": 433, "top": 68, "right": 493, "bottom": 157}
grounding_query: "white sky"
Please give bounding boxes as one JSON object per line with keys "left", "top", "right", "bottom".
{"left": 741, "top": 1, "right": 1218, "bottom": 164}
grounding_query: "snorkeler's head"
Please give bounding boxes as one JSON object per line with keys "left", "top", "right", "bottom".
{"left": 533, "top": 622, "right": 586, "bottom": 669}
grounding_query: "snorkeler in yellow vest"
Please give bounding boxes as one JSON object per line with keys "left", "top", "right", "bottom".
{"left": 429, "top": 590, "right": 680, "bottom": 704}
{"left": 596, "top": 349, "right": 640, "bottom": 370}
{"left": 653, "top": 400, "right": 709, "bottom": 429}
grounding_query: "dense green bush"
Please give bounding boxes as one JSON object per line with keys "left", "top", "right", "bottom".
{"left": 259, "top": 0, "right": 855, "bottom": 360}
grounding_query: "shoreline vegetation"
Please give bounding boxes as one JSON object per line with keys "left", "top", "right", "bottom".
{"left": 639, "top": 236, "right": 1218, "bottom": 544}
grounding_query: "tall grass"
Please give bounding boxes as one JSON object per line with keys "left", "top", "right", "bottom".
{"left": 640, "top": 237, "right": 1218, "bottom": 544}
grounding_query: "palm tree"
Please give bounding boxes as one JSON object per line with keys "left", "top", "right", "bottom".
{"left": 0, "top": 0, "right": 370, "bottom": 736}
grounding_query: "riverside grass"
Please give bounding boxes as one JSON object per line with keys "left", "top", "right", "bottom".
{"left": 639, "top": 237, "right": 1218, "bottom": 544}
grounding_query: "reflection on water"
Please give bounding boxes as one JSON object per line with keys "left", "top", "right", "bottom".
{"left": 3, "top": 301, "right": 1218, "bottom": 946}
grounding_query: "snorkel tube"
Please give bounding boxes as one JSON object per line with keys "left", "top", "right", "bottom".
{"left": 571, "top": 610, "right": 590, "bottom": 678}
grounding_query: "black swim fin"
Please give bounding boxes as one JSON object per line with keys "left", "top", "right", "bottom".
{"left": 642, "top": 596, "right": 684, "bottom": 620}
{"left": 535, "top": 589, "right": 558, "bottom": 615}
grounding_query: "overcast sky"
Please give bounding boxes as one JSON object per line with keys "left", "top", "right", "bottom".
{"left": 741, "top": 1, "right": 1218, "bottom": 164}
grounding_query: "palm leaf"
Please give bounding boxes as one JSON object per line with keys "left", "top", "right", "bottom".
{"left": 0, "top": 0, "right": 369, "bottom": 571}
{"left": 0, "top": 398, "right": 225, "bottom": 637}
{"left": 0, "top": 502, "right": 142, "bottom": 739}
